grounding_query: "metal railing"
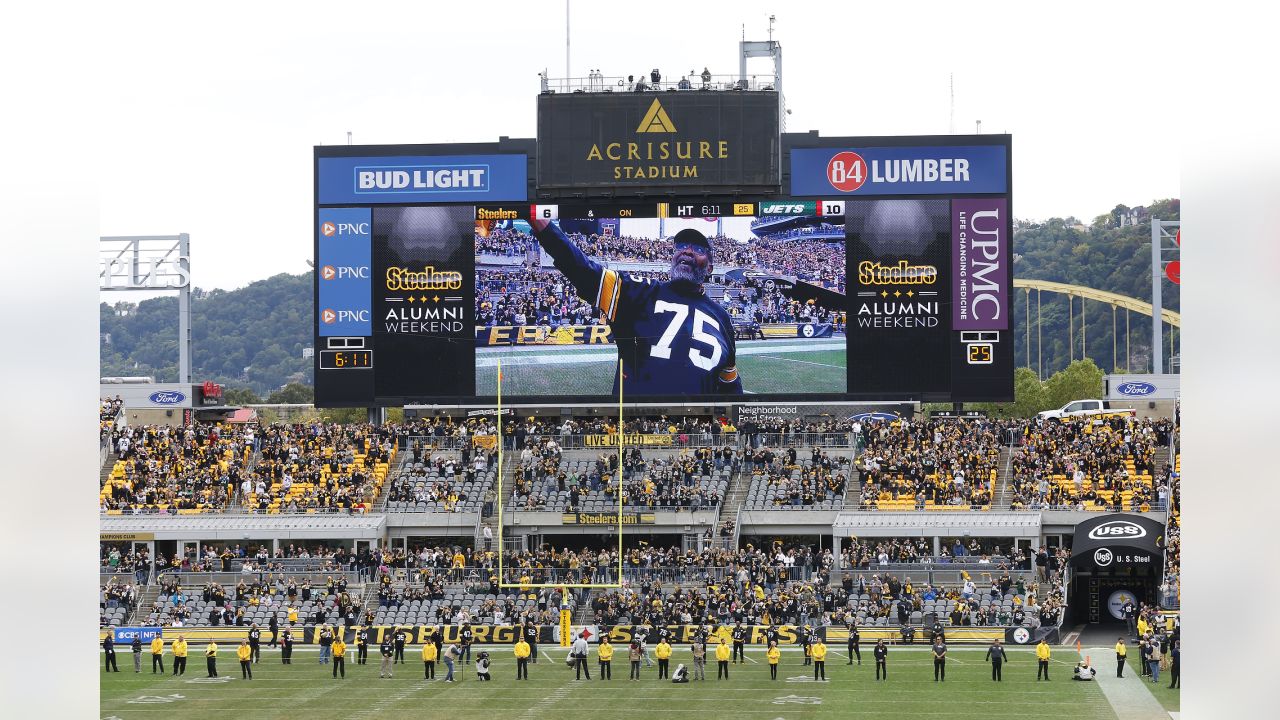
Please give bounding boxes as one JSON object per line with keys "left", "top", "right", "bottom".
{"left": 540, "top": 72, "right": 778, "bottom": 95}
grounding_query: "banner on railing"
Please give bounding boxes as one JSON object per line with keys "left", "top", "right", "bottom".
{"left": 561, "top": 512, "right": 656, "bottom": 525}
{"left": 583, "top": 433, "right": 674, "bottom": 447}
{"left": 472, "top": 435, "right": 497, "bottom": 450}
{"left": 560, "top": 610, "right": 572, "bottom": 647}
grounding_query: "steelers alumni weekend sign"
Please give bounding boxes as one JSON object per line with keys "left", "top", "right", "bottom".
{"left": 536, "top": 92, "right": 781, "bottom": 192}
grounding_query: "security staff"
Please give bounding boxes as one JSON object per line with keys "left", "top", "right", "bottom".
{"left": 237, "top": 639, "right": 253, "bottom": 679}
{"left": 1115, "top": 637, "right": 1128, "bottom": 678}
{"left": 985, "top": 639, "right": 1007, "bottom": 681}
{"left": 596, "top": 637, "right": 613, "bottom": 680}
{"left": 715, "top": 637, "right": 731, "bottom": 679}
{"left": 356, "top": 626, "right": 370, "bottom": 664}
{"left": 379, "top": 637, "right": 394, "bottom": 678}
{"left": 102, "top": 633, "right": 119, "bottom": 672}
{"left": 393, "top": 626, "right": 408, "bottom": 664}
{"left": 874, "top": 639, "right": 888, "bottom": 681}
{"left": 932, "top": 638, "right": 947, "bottom": 682}
{"left": 150, "top": 634, "right": 165, "bottom": 673}
{"left": 514, "top": 637, "right": 531, "bottom": 680}
{"left": 332, "top": 637, "right": 346, "bottom": 678}
{"left": 655, "top": 640, "right": 672, "bottom": 679}
{"left": 204, "top": 641, "right": 219, "bottom": 678}
{"left": 280, "top": 628, "right": 294, "bottom": 664}
{"left": 766, "top": 641, "right": 780, "bottom": 680}
{"left": 846, "top": 621, "right": 861, "bottom": 665}
{"left": 812, "top": 639, "right": 828, "bottom": 681}
{"left": 171, "top": 635, "right": 188, "bottom": 675}
{"left": 423, "top": 638, "right": 439, "bottom": 679}
{"left": 731, "top": 622, "right": 747, "bottom": 664}
{"left": 248, "top": 623, "right": 262, "bottom": 663}
{"left": 131, "top": 635, "right": 143, "bottom": 673}
{"left": 1036, "top": 639, "right": 1051, "bottom": 681}
{"left": 523, "top": 620, "right": 539, "bottom": 664}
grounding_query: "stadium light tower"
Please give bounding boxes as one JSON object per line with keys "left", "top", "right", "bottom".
{"left": 741, "top": 19, "right": 784, "bottom": 129}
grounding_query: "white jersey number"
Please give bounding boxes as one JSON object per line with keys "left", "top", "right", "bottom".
{"left": 650, "top": 300, "right": 723, "bottom": 371}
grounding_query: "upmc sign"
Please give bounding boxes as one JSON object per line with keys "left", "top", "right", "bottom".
{"left": 536, "top": 92, "right": 781, "bottom": 193}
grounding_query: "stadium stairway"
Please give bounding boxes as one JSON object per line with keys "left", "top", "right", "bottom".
{"left": 100, "top": 450, "right": 119, "bottom": 487}
{"left": 127, "top": 584, "right": 161, "bottom": 626}
{"left": 371, "top": 450, "right": 414, "bottom": 513}
{"left": 843, "top": 468, "right": 862, "bottom": 509}
{"left": 992, "top": 446, "right": 1014, "bottom": 510}
{"left": 715, "top": 465, "right": 751, "bottom": 534}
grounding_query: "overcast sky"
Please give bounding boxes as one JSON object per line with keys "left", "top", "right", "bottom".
{"left": 98, "top": 0, "right": 1178, "bottom": 295}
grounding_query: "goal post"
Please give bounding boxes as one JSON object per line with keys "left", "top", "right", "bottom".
{"left": 497, "top": 358, "right": 625, "bottom": 589}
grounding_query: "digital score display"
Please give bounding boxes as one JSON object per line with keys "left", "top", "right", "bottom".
{"left": 319, "top": 349, "right": 373, "bottom": 370}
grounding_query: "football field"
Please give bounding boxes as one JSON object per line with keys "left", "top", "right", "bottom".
{"left": 476, "top": 338, "right": 846, "bottom": 397}
{"left": 100, "top": 646, "right": 1177, "bottom": 720}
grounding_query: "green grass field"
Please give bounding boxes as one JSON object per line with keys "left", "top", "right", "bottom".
{"left": 100, "top": 645, "right": 1172, "bottom": 720}
{"left": 476, "top": 338, "right": 846, "bottom": 396}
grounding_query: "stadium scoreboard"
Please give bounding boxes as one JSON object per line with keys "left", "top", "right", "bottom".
{"left": 315, "top": 134, "right": 1013, "bottom": 407}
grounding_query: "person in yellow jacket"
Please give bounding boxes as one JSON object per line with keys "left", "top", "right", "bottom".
{"left": 150, "top": 635, "right": 165, "bottom": 674}
{"left": 171, "top": 636, "right": 188, "bottom": 676}
{"left": 514, "top": 638, "right": 531, "bottom": 681}
{"left": 766, "top": 641, "right": 781, "bottom": 681}
{"left": 423, "top": 639, "right": 439, "bottom": 680}
{"left": 237, "top": 639, "right": 253, "bottom": 680}
{"left": 715, "top": 637, "right": 732, "bottom": 679}
{"left": 1137, "top": 616, "right": 1150, "bottom": 638}
{"left": 1036, "top": 639, "right": 1051, "bottom": 681}
{"left": 332, "top": 637, "right": 347, "bottom": 678}
{"left": 655, "top": 640, "right": 672, "bottom": 680}
{"left": 597, "top": 637, "right": 613, "bottom": 681}
{"left": 204, "top": 641, "right": 219, "bottom": 678}
{"left": 287, "top": 605, "right": 299, "bottom": 626}
{"left": 1115, "top": 637, "right": 1128, "bottom": 678}
{"left": 812, "top": 640, "right": 828, "bottom": 681}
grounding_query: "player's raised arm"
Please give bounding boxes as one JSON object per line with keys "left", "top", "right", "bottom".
{"left": 528, "top": 216, "right": 622, "bottom": 321}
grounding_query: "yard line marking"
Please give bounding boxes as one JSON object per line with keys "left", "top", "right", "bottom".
{"left": 756, "top": 354, "right": 846, "bottom": 370}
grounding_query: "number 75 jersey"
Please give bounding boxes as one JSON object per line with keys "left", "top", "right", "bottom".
{"left": 605, "top": 274, "right": 744, "bottom": 396}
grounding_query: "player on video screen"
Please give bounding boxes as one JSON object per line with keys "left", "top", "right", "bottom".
{"left": 529, "top": 217, "right": 743, "bottom": 396}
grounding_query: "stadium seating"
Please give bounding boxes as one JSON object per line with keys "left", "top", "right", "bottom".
{"left": 509, "top": 449, "right": 729, "bottom": 512}
{"left": 101, "top": 423, "right": 252, "bottom": 512}
{"left": 854, "top": 420, "right": 1002, "bottom": 511}
{"left": 742, "top": 447, "right": 850, "bottom": 511}
{"left": 1009, "top": 417, "right": 1173, "bottom": 511}
{"left": 384, "top": 450, "right": 498, "bottom": 513}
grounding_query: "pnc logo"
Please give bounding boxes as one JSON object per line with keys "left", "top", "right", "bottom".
{"left": 1087, "top": 520, "right": 1147, "bottom": 541}
{"left": 321, "top": 266, "right": 336, "bottom": 280}
{"left": 636, "top": 98, "right": 677, "bottom": 133}
{"left": 321, "top": 309, "right": 336, "bottom": 324}
{"left": 321, "top": 222, "right": 336, "bottom": 237}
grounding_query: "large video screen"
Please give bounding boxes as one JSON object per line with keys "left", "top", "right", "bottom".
{"left": 474, "top": 203, "right": 847, "bottom": 398}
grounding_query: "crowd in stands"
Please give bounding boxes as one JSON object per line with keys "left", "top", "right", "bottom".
{"left": 101, "top": 422, "right": 253, "bottom": 512}
{"left": 475, "top": 228, "right": 536, "bottom": 257}
{"left": 100, "top": 395, "right": 123, "bottom": 442}
{"left": 856, "top": 419, "right": 1006, "bottom": 510}
{"left": 744, "top": 445, "right": 850, "bottom": 508}
{"left": 147, "top": 571, "right": 359, "bottom": 628}
{"left": 510, "top": 444, "right": 731, "bottom": 511}
{"left": 839, "top": 537, "right": 1029, "bottom": 568}
{"left": 99, "top": 422, "right": 397, "bottom": 514}
{"left": 385, "top": 445, "right": 498, "bottom": 512}
{"left": 100, "top": 577, "right": 138, "bottom": 625}
{"left": 1008, "top": 416, "right": 1175, "bottom": 511}
{"left": 1160, "top": 451, "right": 1181, "bottom": 608}
{"left": 474, "top": 230, "right": 846, "bottom": 326}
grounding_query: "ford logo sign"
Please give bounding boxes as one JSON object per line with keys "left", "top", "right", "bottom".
{"left": 847, "top": 412, "right": 899, "bottom": 423}
{"left": 1087, "top": 520, "right": 1147, "bottom": 541}
{"left": 149, "top": 391, "right": 186, "bottom": 405}
{"left": 1117, "top": 382, "right": 1156, "bottom": 397}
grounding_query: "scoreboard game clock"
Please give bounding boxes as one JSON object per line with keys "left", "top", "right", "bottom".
{"left": 319, "top": 349, "right": 373, "bottom": 370}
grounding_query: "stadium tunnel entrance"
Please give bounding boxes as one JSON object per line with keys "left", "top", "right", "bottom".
{"left": 1066, "top": 514, "right": 1165, "bottom": 626}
